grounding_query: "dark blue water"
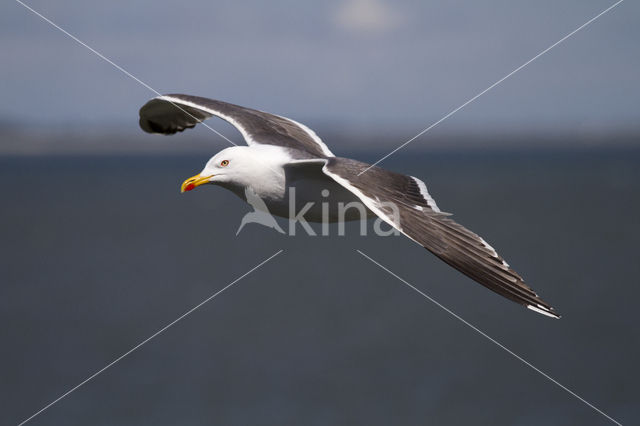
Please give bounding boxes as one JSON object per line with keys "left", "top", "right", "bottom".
{"left": 1, "top": 148, "right": 638, "bottom": 425}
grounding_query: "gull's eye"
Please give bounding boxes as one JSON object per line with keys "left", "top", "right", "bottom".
{"left": 220, "top": 160, "right": 229, "bottom": 167}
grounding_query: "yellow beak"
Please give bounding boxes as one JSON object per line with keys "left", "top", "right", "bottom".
{"left": 181, "top": 174, "right": 213, "bottom": 193}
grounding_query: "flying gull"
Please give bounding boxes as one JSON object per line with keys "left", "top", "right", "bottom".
{"left": 139, "top": 94, "right": 560, "bottom": 318}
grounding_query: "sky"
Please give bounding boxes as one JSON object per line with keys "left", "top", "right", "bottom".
{"left": 1, "top": 0, "right": 639, "bottom": 139}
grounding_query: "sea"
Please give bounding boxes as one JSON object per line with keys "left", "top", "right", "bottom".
{"left": 1, "top": 147, "right": 638, "bottom": 425}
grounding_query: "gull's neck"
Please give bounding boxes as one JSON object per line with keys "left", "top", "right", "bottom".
{"left": 225, "top": 145, "right": 292, "bottom": 201}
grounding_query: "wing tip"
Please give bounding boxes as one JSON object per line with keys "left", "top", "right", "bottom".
{"left": 138, "top": 96, "right": 198, "bottom": 135}
{"left": 139, "top": 117, "right": 192, "bottom": 135}
{"left": 527, "top": 304, "right": 561, "bottom": 319}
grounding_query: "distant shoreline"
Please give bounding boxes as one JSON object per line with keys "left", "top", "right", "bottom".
{"left": 1, "top": 126, "right": 639, "bottom": 157}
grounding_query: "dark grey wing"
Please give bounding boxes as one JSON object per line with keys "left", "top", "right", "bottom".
{"left": 139, "top": 94, "right": 334, "bottom": 158}
{"left": 322, "top": 157, "right": 560, "bottom": 318}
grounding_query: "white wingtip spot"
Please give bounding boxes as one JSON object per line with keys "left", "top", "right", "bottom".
{"left": 527, "top": 304, "right": 560, "bottom": 319}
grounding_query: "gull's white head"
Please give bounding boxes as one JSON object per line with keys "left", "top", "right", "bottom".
{"left": 181, "top": 146, "right": 257, "bottom": 192}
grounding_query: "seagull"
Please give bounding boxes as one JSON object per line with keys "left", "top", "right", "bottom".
{"left": 139, "top": 94, "right": 560, "bottom": 318}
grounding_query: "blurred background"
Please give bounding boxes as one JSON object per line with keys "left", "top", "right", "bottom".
{"left": 1, "top": 0, "right": 638, "bottom": 424}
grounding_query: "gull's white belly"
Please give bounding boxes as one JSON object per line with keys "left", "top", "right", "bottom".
{"left": 261, "top": 171, "right": 375, "bottom": 223}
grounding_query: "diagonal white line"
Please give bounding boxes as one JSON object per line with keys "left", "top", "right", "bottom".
{"left": 358, "top": 0, "right": 624, "bottom": 175}
{"left": 17, "top": 249, "right": 284, "bottom": 426}
{"left": 356, "top": 249, "right": 623, "bottom": 426}
{"left": 15, "top": 0, "right": 237, "bottom": 146}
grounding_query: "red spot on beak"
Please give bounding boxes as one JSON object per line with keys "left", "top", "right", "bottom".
{"left": 184, "top": 183, "right": 195, "bottom": 192}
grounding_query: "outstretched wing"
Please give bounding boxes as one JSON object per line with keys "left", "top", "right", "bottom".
{"left": 139, "top": 94, "right": 334, "bottom": 158}
{"left": 321, "top": 157, "right": 560, "bottom": 318}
